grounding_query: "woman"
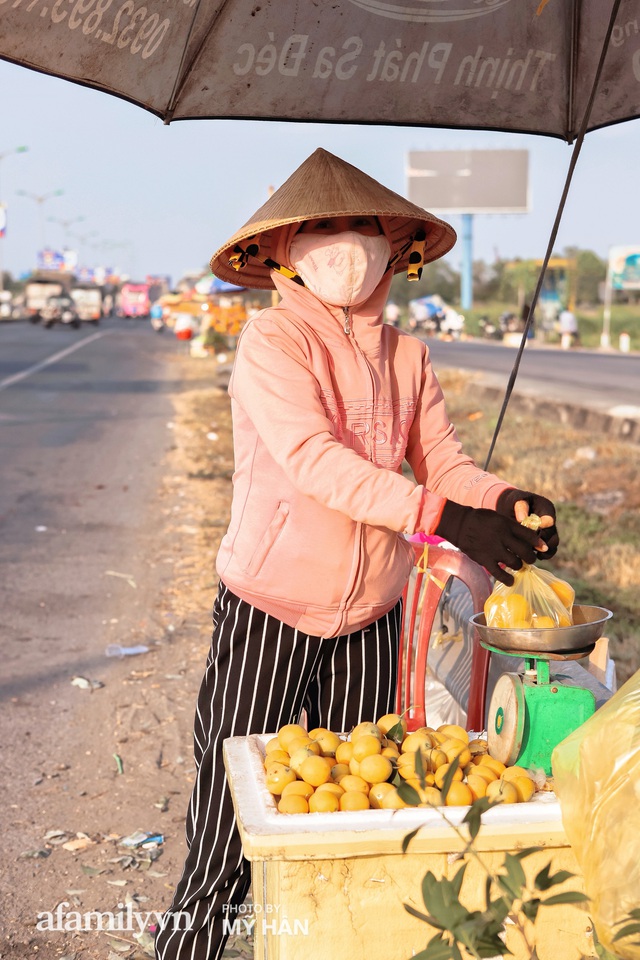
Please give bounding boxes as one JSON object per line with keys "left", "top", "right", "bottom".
{"left": 155, "top": 148, "right": 558, "bottom": 960}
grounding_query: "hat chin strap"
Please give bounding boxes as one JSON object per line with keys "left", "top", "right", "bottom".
{"left": 229, "top": 227, "right": 427, "bottom": 286}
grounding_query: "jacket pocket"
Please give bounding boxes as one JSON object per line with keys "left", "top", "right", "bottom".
{"left": 244, "top": 501, "right": 290, "bottom": 578}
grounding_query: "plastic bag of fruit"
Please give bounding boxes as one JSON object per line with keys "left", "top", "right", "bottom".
{"left": 552, "top": 669, "right": 640, "bottom": 959}
{"left": 484, "top": 563, "right": 575, "bottom": 629}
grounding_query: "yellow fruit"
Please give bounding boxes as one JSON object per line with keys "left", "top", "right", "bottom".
{"left": 401, "top": 731, "right": 436, "bottom": 754}
{"left": 466, "top": 774, "right": 488, "bottom": 801}
{"left": 264, "top": 751, "right": 291, "bottom": 769}
{"left": 315, "top": 782, "right": 344, "bottom": 797}
{"left": 309, "top": 791, "right": 340, "bottom": 813}
{"left": 511, "top": 776, "right": 536, "bottom": 803}
{"left": 358, "top": 754, "right": 394, "bottom": 785}
{"left": 339, "top": 775, "right": 370, "bottom": 795}
{"left": 277, "top": 723, "right": 308, "bottom": 752}
{"left": 381, "top": 744, "right": 400, "bottom": 760}
{"left": 477, "top": 756, "right": 506, "bottom": 776}
{"left": 281, "top": 779, "right": 315, "bottom": 800}
{"left": 265, "top": 737, "right": 284, "bottom": 755}
{"left": 405, "top": 779, "right": 436, "bottom": 804}
{"left": 335, "top": 741, "right": 354, "bottom": 765}
{"left": 287, "top": 735, "right": 319, "bottom": 756}
{"left": 352, "top": 735, "right": 382, "bottom": 761}
{"left": 501, "top": 766, "right": 533, "bottom": 782}
{"left": 340, "top": 791, "right": 370, "bottom": 811}
{"left": 472, "top": 765, "right": 498, "bottom": 784}
{"left": 330, "top": 763, "right": 351, "bottom": 782}
{"left": 558, "top": 615, "right": 572, "bottom": 627}
{"left": 434, "top": 762, "right": 464, "bottom": 790}
{"left": 503, "top": 594, "right": 531, "bottom": 627}
{"left": 486, "top": 780, "right": 519, "bottom": 804}
{"left": 445, "top": 781, "right": 474, "bottom": 806}
{"left": 277, "top": 794, "right": 309, "bottom": 814}
{"left": 369, "top": 781, "right": 396, "bottom": 808}
{"left": 439, "top": 738, "right": 472, "bottom": 768}
{"left": 308, "top": 728, "right": 342, "bottom": 757}
{"left": 420, "top": 787, "right": 443, "bottom": 806}
{"left": 350, "top": 722, "right": 383, "bottom": 741}
{"left": 437, "top": 724, "right": 469, "bottom": 744}
{"left": 299, "top": 755, "right": 332, "bottom": 787}
{"left": 265, "top": 765, "right": 297, "bottom": 795}
{"left": 376, "top": 713, "right": 408, "bottom": 738}
{"left": 289, "top": 746, "right": 321, "bottom": 775}
{"left": 532, "top": 616, "right": 556, "bottom": 629}
{"left": 380, "top": 787, "right": 409, "bottom": 809}
{"left": 550, "top": 578, "right": 575, "bottom": 610}
{"left": 428, "top": 749, "right": 449, "bottom": 772}
{"left": 349, "top": 758, "right": 361, "bottom": 777}
{"left": 430, "top": 731, "right": 448, "bottom": 746}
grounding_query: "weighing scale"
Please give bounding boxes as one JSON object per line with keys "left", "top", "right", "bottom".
{"left": 470, "top": 604, "right": 612, "bottom": 776}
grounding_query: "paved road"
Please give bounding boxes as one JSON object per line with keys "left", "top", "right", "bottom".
{"left": 423, "top": 338, "right": 640, "bottom": 421}
{"left": 0, "top": 319, "right": 200, "bottom": 700}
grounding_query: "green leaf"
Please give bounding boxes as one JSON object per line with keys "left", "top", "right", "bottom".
{"left": 402, "top": 826, "right": 422, "bottom": 853}
{"left": 451, "top": 863, "right": 468, "bottom": 898}
{"left": 414, "top": 746, "right": 426, "bottom": 785}
{"left": 398, "top": 781, "right": 422, "bottom": 807}
{"left": 542, "top": 892, "right": 591, "bottom": 906}
{"left": 496, "top": 853, "right": 526, "bottom": 900}
{"left": 488, "top": 896, "right": 512, "bottom": 925}
{"left": 387, "top": 720, "right": 406, "bottom": 745}
{"left": 404, "top": 903, "right": 432, "bottom": 924}
{"left": 484, "top": 876, "right": 492, "bottom": 912}
{"left": 418, "top": 932, "right": 454, "bottom": 960}
{"left": 612, "top": 922, "right": 640, "bottom": 942}
{"left": 450, "top": 943, "right": 464, "bottom": 960}
{"left": 439, "top": 755, "right": 460, "bottom": 802}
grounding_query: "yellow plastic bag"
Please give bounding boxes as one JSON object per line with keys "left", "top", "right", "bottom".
{"left": 484, "top": 563, "right": 575, "bottom": 629}
{"left": 552, "top": 669, "right": 640, "bottom": 958}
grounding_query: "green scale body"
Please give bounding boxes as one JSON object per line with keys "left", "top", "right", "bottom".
{"left": 488, "top": 654, "right": 596, "bottom": 776}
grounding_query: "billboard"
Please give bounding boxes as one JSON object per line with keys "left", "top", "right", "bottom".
{"left": 609, "top": 246, "right": 640, "bottom": 291}
{"left": 406, "top": 150, "right": 529, "bottom": 214}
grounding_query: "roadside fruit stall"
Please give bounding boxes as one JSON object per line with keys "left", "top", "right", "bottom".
{"left": 223, "top": 718, "right": 597, "bottom": 960}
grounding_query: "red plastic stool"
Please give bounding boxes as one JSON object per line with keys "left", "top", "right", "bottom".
{"left": 396, "top": 542, "right": 492, "bottom": 733}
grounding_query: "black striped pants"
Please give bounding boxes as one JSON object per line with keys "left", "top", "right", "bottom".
{"left": 155, "top": 581, "right": 401, "bottom": 960}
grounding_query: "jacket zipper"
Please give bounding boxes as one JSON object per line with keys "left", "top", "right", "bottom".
{"left": 343, "top": 306, "right": 352, "bottom": 335}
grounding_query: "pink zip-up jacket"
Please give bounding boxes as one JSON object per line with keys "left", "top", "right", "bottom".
{"left": 216, "top": 271, "right": 511, "bottom": 638}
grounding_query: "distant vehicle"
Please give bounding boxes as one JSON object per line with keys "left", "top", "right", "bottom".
{"left": 40, "top": 294, "right": 81, "bottom": 329}
{"left": 71, "top": 285, "right": 103, "bottom": 324}
{"left": 118, "top": 282, "right": 150, "bottom": 319}
{"left": 408, "top": 295, "right": 464, "bottom": 338}
{"left": 24, "top": 276, "right": 69, "bottom": 322}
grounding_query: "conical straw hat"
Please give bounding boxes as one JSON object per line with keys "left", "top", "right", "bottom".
{"left": 210, "top": 148, "right": 456, "bottom": 290}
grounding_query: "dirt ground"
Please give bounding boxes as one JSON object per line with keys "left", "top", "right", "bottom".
{"left": 3, "top": 344, "right": 639, "bottom": 960}
{"left": 0, "top": 351, "right": 248, "bottom": 960}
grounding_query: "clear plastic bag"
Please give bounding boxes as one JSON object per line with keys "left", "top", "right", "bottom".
{"left": 484, "top": 563, "right": 575, "bottom": 629}
{"left": 552, "top": 669, "right": 640, "bottom": 958}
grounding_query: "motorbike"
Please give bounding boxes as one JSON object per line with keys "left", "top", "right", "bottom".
{"left": 40, "top": 295, "right": 81, "bottom": 329}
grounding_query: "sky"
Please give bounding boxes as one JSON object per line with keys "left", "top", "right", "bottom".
{"left": 2, "top": 57, "right": 640, "bottom": 287}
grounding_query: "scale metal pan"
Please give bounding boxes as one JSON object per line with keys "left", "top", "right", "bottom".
{"left": 469, "top": 604, "right": 612, "bottom": 654}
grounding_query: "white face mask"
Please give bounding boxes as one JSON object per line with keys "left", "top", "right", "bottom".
{"left": 289, "top": 231, "right": 391, "bottom": 307}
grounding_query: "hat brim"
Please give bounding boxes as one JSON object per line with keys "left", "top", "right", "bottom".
{"left": 209, "top": 149, "right": 457, "bottom": 291}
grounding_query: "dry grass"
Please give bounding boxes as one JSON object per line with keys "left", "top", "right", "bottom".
{"left": 438, "top": 368, "right": 640, "bottom": 684}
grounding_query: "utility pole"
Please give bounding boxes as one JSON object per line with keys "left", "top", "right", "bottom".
{"left": 0, "top": 145, "right": 28, "bottom": 293}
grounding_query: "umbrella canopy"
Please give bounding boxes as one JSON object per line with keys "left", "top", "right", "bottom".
{"left": 2, "top": 0, "right": 638, "bottom": 141}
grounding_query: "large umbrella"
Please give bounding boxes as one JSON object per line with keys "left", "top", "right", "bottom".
{"left": 2, "top": 0, "right": 635, "bottom": 463}
{"left": 0, "top": 0, "right": 637, "bottom": 140}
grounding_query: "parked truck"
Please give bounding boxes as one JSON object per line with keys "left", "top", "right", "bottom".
{"left": 24, "top": 272, "right": 74, "bottom": 322}
{"left": 71, "top": 284, "right": 103, "bottom": 324}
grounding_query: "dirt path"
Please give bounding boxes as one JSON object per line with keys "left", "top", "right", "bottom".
{"left": 1, "top": 350, "right": 242, "bottom": 960}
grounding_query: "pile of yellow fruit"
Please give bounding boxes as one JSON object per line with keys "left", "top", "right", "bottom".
{"left": 262, "top": 715, "right": 538, "bottom": 815}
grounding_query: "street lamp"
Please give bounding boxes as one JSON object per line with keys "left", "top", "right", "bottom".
{"left": 48, "top": 214, "right": 86, "bottom": 247}
{"left": 16, "top": 187, "right": 64, "bottom": 255}
{"left": 0, "top": 145, "right": 29, "bottom": 293}
{"left": 69, "top": 229, "right": 99, "bottom": 265}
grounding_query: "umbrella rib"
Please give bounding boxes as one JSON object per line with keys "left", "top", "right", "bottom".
{"left": 163, "top": 0, "right": 235, "bottom": 124}
{"left": 483, "top": 0, "right": 624, "bottom": 472}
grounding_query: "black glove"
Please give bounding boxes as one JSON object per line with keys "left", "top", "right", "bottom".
{"left": 435, "top": 500, "right": 541, "bottom": 585}
{"left": 496, "top": 488, "right": 559, "bottom": 559}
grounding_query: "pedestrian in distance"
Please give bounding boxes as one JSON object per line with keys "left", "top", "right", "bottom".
{"left": 559, "top": 304, "right": 579, "bottom": 349}
{"left": 154, "top": 147, "right": 559, "bottom": 960}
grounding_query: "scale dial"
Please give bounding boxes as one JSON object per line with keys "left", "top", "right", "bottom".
{"left": 487, "top": 673, "right": 525, "bottom": 766}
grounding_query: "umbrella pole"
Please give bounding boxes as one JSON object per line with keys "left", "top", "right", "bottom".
{"left": 483, "top": 0, "right": 623, "bottom": 471}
